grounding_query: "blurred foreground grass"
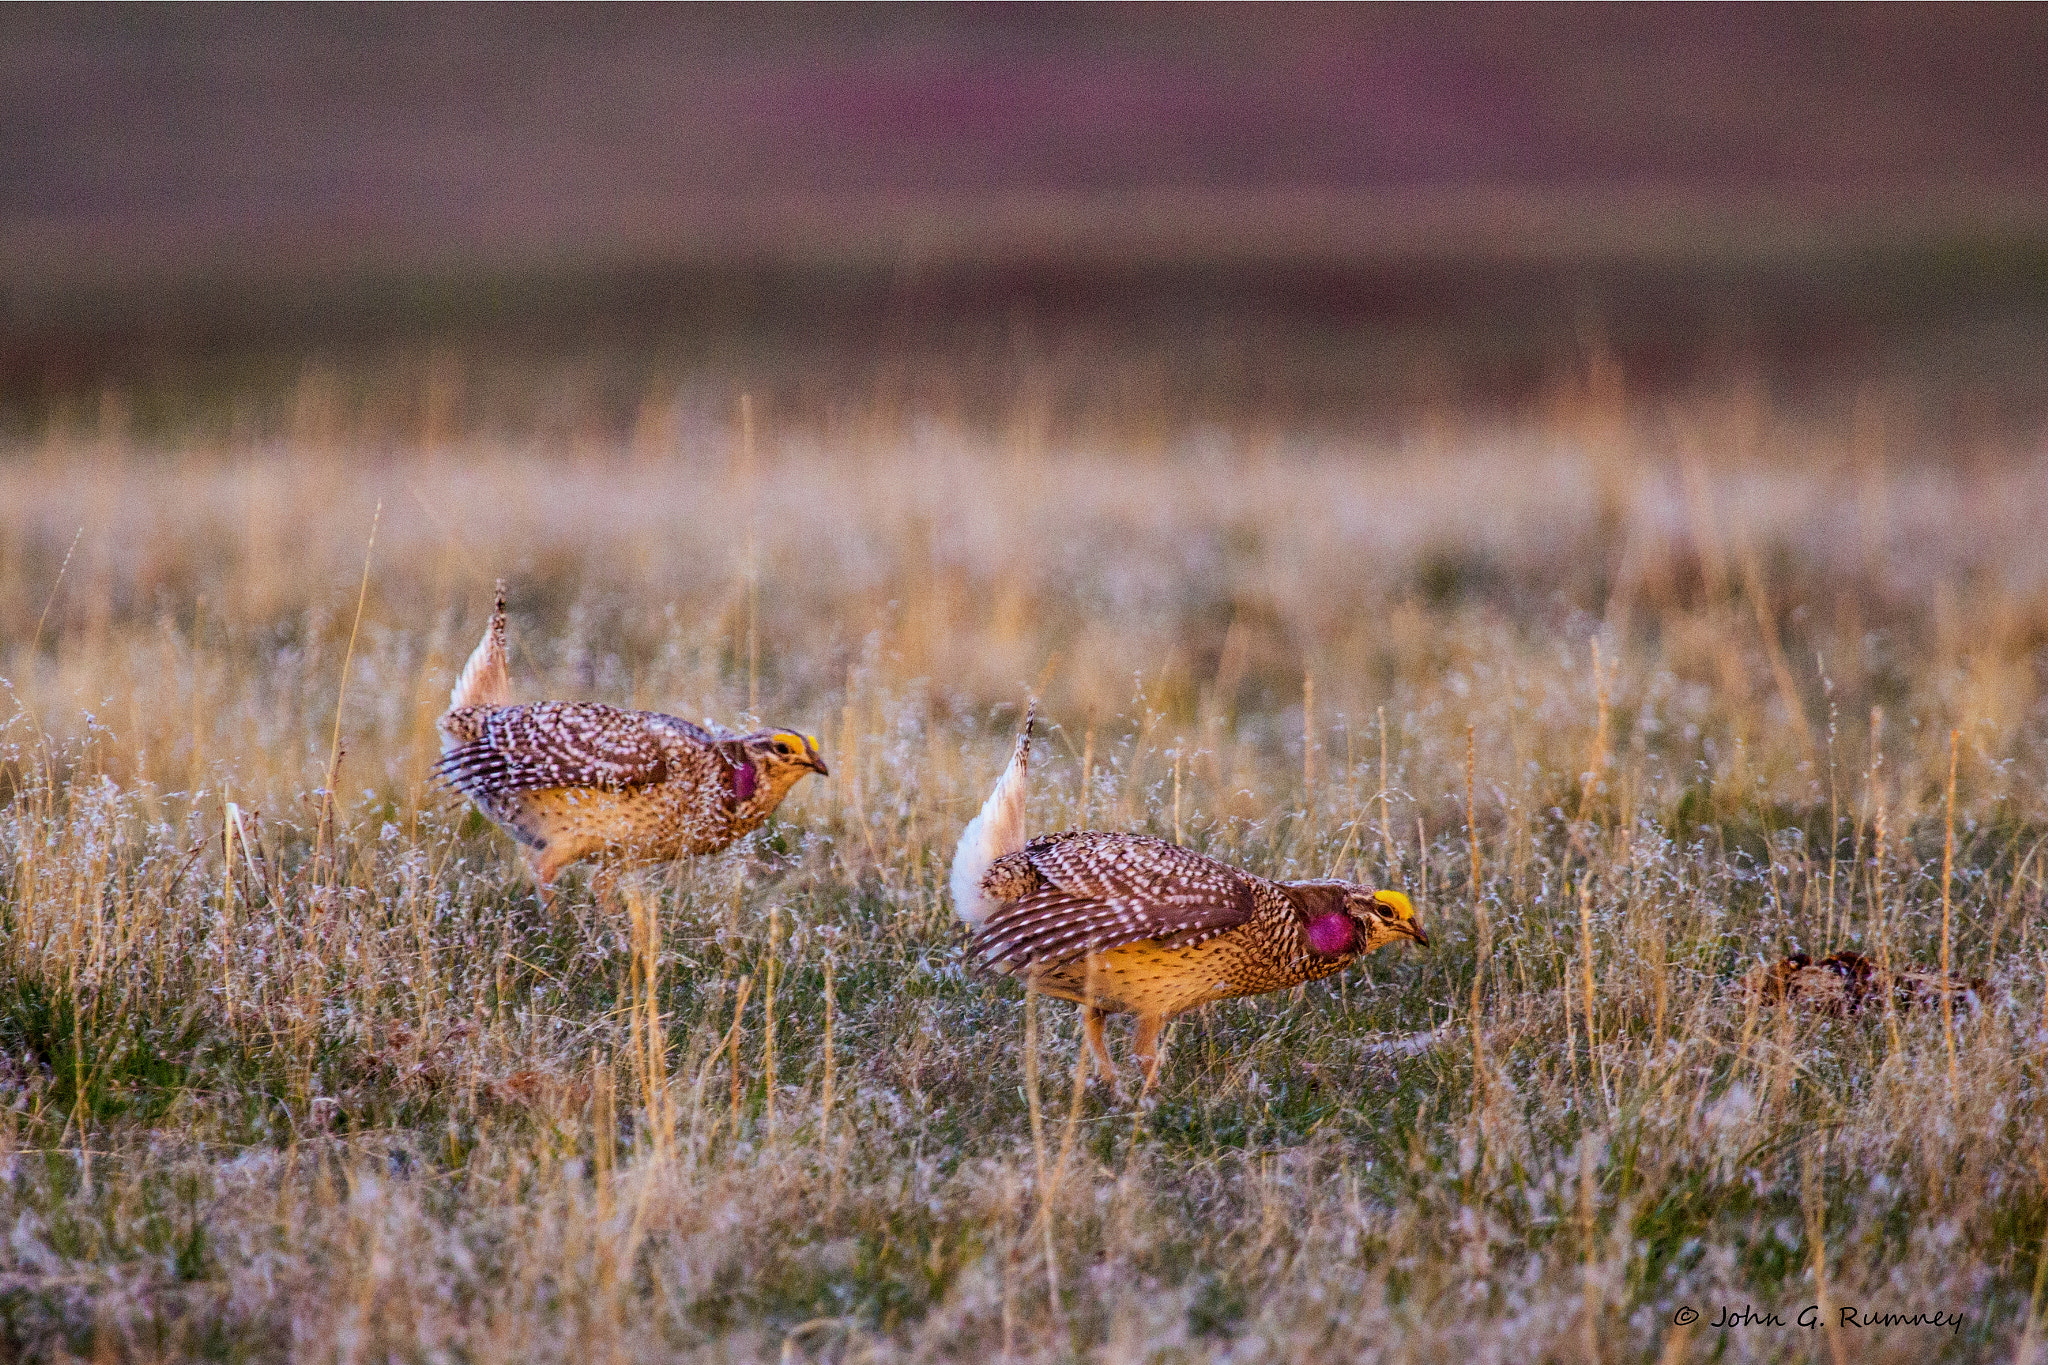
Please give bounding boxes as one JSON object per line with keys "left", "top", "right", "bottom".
{"left": 3, "top": 355, "right": 2048, "bottom": 1361}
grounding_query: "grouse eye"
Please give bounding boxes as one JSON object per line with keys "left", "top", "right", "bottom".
{"left": 775, "top": 740, "right": 794, "bottom": 755}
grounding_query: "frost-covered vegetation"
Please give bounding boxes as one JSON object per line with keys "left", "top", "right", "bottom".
{"left": 3, "top": 365, "right": 2047, "bottom": 1361}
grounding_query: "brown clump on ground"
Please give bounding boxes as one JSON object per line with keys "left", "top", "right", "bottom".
{"left": 1748, "top": 951, "right": 1983, "bottom": 1015}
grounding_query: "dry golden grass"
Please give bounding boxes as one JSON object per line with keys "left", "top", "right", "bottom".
{"left": 3, "top": 363, "right": 2048, "bottom": 1361}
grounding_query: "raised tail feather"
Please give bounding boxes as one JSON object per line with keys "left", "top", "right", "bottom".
{"left": 446, "top": 582, "right": 512, "bottom": 722}
{"left": 950, "top": 702, "right": 1034, "bottom": 930}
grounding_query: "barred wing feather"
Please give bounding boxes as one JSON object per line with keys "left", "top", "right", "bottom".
{"left": 433, "top": 701, "right": 671, "bottom": 798}
{"left": 971, "top": 833, "right": 1256, "bottom": 970}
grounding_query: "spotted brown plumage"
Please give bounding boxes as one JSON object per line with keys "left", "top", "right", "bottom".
{"left": 434, "top": 587, "right": 827, "bottom": 885}
{"left": 953, "top": 711, "right": 1427, "bottom": 1088}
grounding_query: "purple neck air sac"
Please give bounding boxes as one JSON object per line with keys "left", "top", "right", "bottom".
{"left": 1305, "top": 912, "right": 1357, "bottom": 956}
{"left": 730, "top": 760, "right": 757, "bottom": 802}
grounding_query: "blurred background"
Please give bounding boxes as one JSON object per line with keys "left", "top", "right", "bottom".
{"left": 6, "top": 3, "right": 2048, "bottom": 443}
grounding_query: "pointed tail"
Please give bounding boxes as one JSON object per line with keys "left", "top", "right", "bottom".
{"left": 950, "top": 702, "right": 1034, "bottom": 929}
{"left": 445, "top": 581, "right": 512, "bottom": 723}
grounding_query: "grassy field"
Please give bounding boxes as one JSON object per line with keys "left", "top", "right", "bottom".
{"left": 3, "top": 355, "right": 2048, "bottom": 1361}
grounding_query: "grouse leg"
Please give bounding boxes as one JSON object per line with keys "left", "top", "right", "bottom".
{"left": 1081, "top": 1005, "right": 1116, "bottom": 1082}
{"left": 1133, "top": 1013, "right": 1167, "bottom": 1095}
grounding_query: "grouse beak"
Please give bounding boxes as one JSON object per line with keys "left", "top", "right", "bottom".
{"left": 808, "top": 754, "right": 831, "bottom": 777}
{"left": 1398, "top": 919, "right": 1430, "bottom": 947}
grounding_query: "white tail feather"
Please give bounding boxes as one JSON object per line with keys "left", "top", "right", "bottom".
{"left": 950, "top": 703, "right": 1034, "bottom": 929}
{"left": 445, "top": 582, "right": 511, "bottom": 725}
